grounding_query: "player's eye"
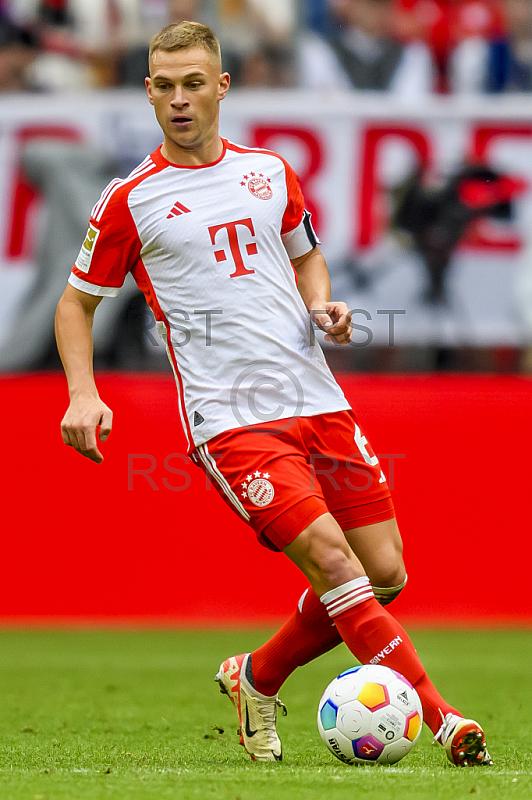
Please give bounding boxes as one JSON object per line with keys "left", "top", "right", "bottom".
{"left": 188, "top": 81, "right": 203, "bottom": 89}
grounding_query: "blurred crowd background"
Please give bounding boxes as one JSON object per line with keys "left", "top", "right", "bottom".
{"left": 2, "top": 0, "right": 532, "bottom": 94}
{"left": 2, "top": 0, "right": 532, "bottom": 376}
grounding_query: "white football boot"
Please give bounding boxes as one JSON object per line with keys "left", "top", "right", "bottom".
{"left": 434, "top": 712, "right": 493, "bottom": 766}
{"left": 215, "top": 653, "right": 287, "bottom": 761}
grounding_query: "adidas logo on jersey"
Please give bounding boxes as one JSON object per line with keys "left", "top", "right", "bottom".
{"left": 167, "top": 200, "right": 191, "bottom": 219}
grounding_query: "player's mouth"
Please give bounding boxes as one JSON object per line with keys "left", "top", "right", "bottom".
{"left": 171, "top": 115, "right": 193, "bottom": 128}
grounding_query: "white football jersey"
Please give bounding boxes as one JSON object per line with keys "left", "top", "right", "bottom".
{"left": 69, "top": 139, "right": 350, "bottom": 450}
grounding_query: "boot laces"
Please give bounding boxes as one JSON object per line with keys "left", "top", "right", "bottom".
{"left": 433, "top": 709, "right": 453, "bottom": 745}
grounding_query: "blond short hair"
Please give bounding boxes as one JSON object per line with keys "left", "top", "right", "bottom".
{"left": 149, "top": 21, "right": 221, "bottom": 63}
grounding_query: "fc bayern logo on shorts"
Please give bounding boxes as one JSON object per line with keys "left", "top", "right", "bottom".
{"left": 240, "top": 173, "right": 273, "bottom": 200}
{"left": 241, "top": 471, "right": 274, "bottom": 507}
{"left": 248, "top": 478, "right": 274, "bottom": 507}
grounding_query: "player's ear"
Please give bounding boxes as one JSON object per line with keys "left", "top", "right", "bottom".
{"left": 218, "top": 72, "right": 230, "bottom": 101}
{"left": 145, "top": 77, "right": 154, "bottom": 105}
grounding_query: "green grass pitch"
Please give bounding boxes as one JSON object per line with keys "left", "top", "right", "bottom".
{"left": 0, "top": 628, "right": 530, "bottom": 800}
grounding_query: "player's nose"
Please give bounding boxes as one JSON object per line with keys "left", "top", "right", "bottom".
{"left": 170, "top": 87, "right": 189, "bottom": 107}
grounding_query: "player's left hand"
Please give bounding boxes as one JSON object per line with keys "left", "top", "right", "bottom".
{"left": 312, "top": 302, "right": 352, "bottom": 345}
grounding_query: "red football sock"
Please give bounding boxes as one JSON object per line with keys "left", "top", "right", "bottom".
{"left": 322, "top": 577, "right": 461, "bottom": 734}
{"left": 251, "top": 586, "right": 342, "bottom": 696}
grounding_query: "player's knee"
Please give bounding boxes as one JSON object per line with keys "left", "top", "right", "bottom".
{"left": 372, "top": 574, "right": 408, "bottom": 606}
{"left": 312, "top": 543, "right": 357, "bottom": 585}
{"left": 369, "top": 552, "right": 406, "bottom": 605}
{"left": 285, "top": 518, "right": 366, "bottom": 595}
{"left": 369, "top": 547, "right": 405, "bottom": 588}
{"left": 301, "top": 539, "right": 362, "bottom": 593}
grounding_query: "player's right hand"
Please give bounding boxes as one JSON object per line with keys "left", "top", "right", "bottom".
{"left": 60, "top": 396, "right": 113, "bottom": 464}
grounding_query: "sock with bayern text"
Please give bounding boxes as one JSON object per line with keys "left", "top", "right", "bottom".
{"left": 321, "top": 577, "right": 461, "bottom": 734}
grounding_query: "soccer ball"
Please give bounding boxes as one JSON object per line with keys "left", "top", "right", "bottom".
{"left": 317, "top": 664, "right": 423, "bottom": 765}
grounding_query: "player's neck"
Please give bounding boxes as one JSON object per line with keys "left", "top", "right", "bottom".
{"left": 160, "top": 135, "right": 224, "bottom": 167}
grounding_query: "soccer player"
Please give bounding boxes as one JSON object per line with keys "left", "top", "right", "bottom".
{"left": 55, "top": 21, "right": 491, "bottom": 768}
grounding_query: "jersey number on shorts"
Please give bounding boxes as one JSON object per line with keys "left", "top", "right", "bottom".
{"left": 354, "top": 424, "right": 387, "bottom": 484}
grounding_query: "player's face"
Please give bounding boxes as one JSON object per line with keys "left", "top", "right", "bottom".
{"left": 146, "top": 47, "right": 230, "bottom": 154}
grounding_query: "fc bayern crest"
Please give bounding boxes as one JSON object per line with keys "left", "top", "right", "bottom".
{"left": 240, "top": 173, "right": 273, "bottom": 200}
{"left": 241, "top": 471, "right": 275, "bottom": 507}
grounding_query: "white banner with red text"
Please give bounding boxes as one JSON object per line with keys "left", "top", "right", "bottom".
{"left": 2, "top": 90, "right": 532, "bottom": 353}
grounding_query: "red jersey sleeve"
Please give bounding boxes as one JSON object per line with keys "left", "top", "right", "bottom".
{"left": 280, "top": 160, "right": 320, "bottom": 259}
{"left": 69, "top": 183, "right": 141, "bottom": 297}
{"left": 281, "top": 160, "right": 305, "bottom": 236}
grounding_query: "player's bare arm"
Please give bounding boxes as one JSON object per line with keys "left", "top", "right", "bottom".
{"left": 292, "top": 246, "right": 352, "bottom": 345}
{"left": 55, "top": 284, "right": 112, "bottom": 464}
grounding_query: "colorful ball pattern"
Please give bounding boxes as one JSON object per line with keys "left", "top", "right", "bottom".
{"left": 317, "top": 664, "right": 423, "bottom": 765}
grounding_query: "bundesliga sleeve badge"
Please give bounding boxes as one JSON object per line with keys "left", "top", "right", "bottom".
{"left": 75, "top": 223, "right": 100, "bottom": 273}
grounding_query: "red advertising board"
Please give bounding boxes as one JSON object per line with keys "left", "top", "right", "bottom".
{"left": 1, "top": 372, "right": 530, "bottom": 626}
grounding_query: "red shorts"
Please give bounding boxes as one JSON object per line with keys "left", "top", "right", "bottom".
{"left": 192, "top": 410, "right": 394, "bottom": 552}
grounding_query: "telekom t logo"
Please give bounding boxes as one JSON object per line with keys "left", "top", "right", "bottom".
{"left": 208, "top": 218, "right": 258, "bottom": 278}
